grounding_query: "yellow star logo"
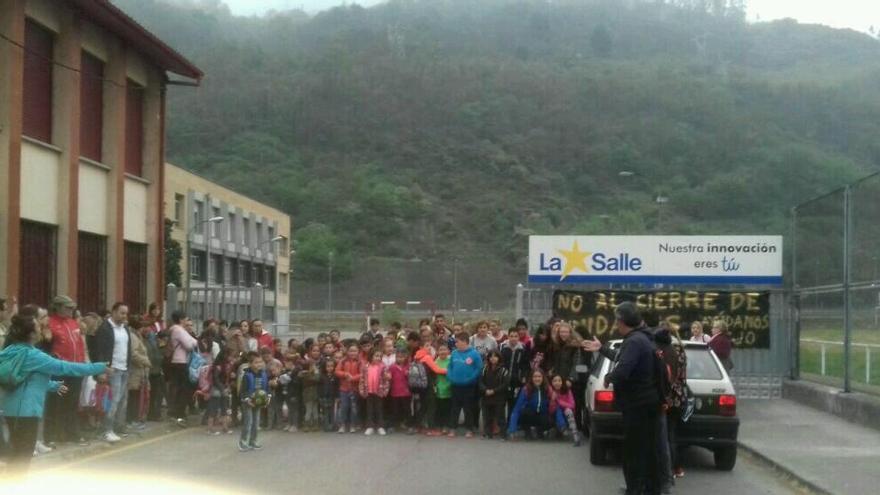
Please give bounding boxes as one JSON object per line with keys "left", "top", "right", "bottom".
{"left": 558, "top": 240, "right": 590, "bottom": 280}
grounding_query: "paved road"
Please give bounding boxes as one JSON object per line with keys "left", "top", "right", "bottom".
{"left": 23, "top": 428, "right": 803, "bottom": 495}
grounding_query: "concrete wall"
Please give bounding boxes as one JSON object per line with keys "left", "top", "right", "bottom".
{"left": 783, "top": 379, "right": 880, "bottom": 432}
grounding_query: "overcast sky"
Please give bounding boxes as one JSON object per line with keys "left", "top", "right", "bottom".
{"left": 222, "top": 0, "right": 880, "bottom": 34}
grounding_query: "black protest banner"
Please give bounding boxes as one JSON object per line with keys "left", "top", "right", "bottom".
{"left": 552, "top": 290, "right": 770, "bottom": 349}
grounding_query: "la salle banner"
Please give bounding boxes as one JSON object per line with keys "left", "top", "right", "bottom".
{"left": 553, "top": 289, "right": 771, "bottom": 349}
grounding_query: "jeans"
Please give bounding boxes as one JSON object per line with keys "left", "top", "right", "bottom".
{"left": 337, "top": 391, "right": 358, "bottom": 428}
{"left": 240, "top": 404, "right": 259, "bottom": 446}
{"left": 303, "top": 400, "right": 319, "bottom": 427}
{"left": 449, "top": 385, "right": 476, "bottom": 431}
{"left": 267, "top": 394, "right": 284, "bottom": 429}
{"left": 319, "top": 398, "right": 336, "bottom": 431}
{"left": 104, "top": 370, "right": 130, "bottom": 433}
{"left": 658, "top": 413, "right": 673, "bottom": 487}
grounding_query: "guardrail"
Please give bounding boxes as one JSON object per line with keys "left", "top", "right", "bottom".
{"left": 801, "top": 339, "right": 880, "bottom": 384}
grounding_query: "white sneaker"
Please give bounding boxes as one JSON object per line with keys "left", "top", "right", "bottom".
{"left": 378, "top": 428, "right": 387, "bottom": 436}
{"left": 103, "top": 432, "right": 122, "bottom": 443}
{"left": 364, "top": 428, "right": 375, "bottom": 436}
{"left": 34, "top": 441, "right": 53, "bottom": 454}
{"left": 337, "top": 426, "right": 346, "bottom": 434}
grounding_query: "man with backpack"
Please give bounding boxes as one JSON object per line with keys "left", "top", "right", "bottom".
{"left": 603, "top": 302, "right": 663, "bottom": 495}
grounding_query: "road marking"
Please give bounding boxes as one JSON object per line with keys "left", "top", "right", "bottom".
{"left": 40, "top": 428, "right": 194, "bottom": 473}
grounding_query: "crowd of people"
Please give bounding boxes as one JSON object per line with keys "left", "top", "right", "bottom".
{"left": 0, "top": 293, "right": 736, "bottom": 492}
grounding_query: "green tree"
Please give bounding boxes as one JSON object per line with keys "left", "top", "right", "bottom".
{"left": 164, "top": 218, "right": 183, "bottom": 287}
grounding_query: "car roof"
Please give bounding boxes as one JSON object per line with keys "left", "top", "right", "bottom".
{"left": 605, "top": 338, "right": 709, "bottom": 350}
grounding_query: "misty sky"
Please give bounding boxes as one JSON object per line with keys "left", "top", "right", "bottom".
{"left": 222, "top": 0, "right": 880, "bottom": 33}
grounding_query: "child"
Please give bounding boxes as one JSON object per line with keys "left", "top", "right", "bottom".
{"left": 507, "top": 369, "right": 553, "bottom": 440}
{"left": 206, "top": 349, "right": 231, "bottom": 435}
{"left": 91, "top": 373, "right": 112, "bottom": 429}
{"left": 279, "top": 356, "right": 302, "bottom": 432}
{"left": 335, "top": 345, "right": 362, "bottom": 433}
{"left": 318, "top": 360, "right": 339, "bottom": 432}
{"left": 388, "top": 350, "right": 412, "bottom": 433}
{"left": 430, "top": 343, "right": 452, "bottom": 436}
{"left": 480, "top": 350, "right": 509, "bottom": 439}
{"left": 469, "top": 321, "right": 498, "bottom": 358}
{"left": 267, "top": 361, "right": 285, "bottom": 430}
{"left": 239, "top": 353, "right": 269, "bottom": 452}
{"left": 501, "top": 329, "right": 530, "bottom": 423}
{"left": 299, "top": 356, "right": 321, "bottom": 431}
{"left": 447, "top": 332, "right": 483, "bottom": 438}
{"left": 322, "top": 342, "right": 336, "bottom": 362}
{"left": 381, "top": 339, "right": 396, "bottom": 368}
{"left": 359, "top": 350, "right": 391, "bottom": 435}
{"left": 549, "top": 374, "right": 581, "bottom": 446}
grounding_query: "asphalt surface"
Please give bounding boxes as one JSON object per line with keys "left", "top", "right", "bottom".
{"left": 22, "top": 427, "right": 805, "bottom": 495}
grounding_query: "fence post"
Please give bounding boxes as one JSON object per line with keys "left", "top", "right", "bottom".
{"left": 790, "top": 206, "right": 801, "bottom": 380}
{"left": 821, "top": 344, "right": 826, "bottom": 376}
{"left": 515, "top": 284, "right": 524, "bottom": 319}
{"left": 843, "top": 185, "right": 853, "bottom": 393}
{"left": 166, "top": 283, "right": 178, "bottom": 317}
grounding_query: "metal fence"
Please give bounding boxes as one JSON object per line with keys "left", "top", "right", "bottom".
{"left": 792, "top": 171, "right": 880, "bottom": 394}
{"left": 515, "top": 284, "right": 791, "bottom": 399}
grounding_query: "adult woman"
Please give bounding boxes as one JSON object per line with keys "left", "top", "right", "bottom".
{"left": 241, "top": 319, "right": 257, "bottom": 352}
{"left": 708, "top": 319, "right": 734, "bottom": 371}
{"left": 0, "top": 314, "right": 107, "bottom": 472}
{"left": 167, "top": 311, "right": 198, "bottom": 427}
{"left": 689, "top": 320, "right": 710, "bottom": 343}
{"left": 126, "top": 315, "right": 152, "bottom": 429}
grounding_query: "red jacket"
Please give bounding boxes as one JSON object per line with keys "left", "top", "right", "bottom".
{"left": 256, "top": 330, "right": 274, "bottom": 351}
{"left": 49, "top": 314, "right": 86, "bottom": 363}
{"left": 335, "top": 358, "right": 362, "bottom": 393}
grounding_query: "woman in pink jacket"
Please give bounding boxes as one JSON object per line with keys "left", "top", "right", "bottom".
{"left": 549, "top": 374, "right": 581, "bottom": 446}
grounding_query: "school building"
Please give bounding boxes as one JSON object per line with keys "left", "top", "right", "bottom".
{"left": 0, "top": 0, "right": 202, "bottom": 313}
{"left": 164, "top": 163, "right": 291, "bottom": 327}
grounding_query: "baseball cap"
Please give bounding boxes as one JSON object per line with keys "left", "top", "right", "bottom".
{"left": 51, "top": 295, "right": 77, "bottom": 308}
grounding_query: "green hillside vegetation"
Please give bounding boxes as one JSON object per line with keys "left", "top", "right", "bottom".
{"left": 114, "top": 0, "right": 880, "bottom": 281}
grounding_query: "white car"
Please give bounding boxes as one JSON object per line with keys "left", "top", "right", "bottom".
{"left": 585, "top": 339, "right": 739, "bottom": 470}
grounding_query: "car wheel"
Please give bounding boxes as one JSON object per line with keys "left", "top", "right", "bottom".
{"left": 714, "top": 447, "right": 737, "bottom": 471}
{"left": 589, "top": 422, "right": 606, "bottom": 465}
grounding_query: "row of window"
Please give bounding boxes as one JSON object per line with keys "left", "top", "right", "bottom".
{"left": 173, "top": 193, "right": 288, "bottom": 255}
{"left": 188, "top": 252, "right": 283, "bottom": 292}
{"left": 19, "top": 221, "right": 147, "bottom": 314}
{"left": 23, "top": 19, "right": 145, "bottom": 176}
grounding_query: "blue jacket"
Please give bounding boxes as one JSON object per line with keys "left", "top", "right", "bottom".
{"left": 0, "top": 344, "right": 106, "bottom": 418}
{"left": 447, "top": 347, "right": 483, "bottom": 386}
{"left": 507, "top": 386, "right": 565, "bottom": 434}
{"left": 240, "top": 368, "right": 269, "bottom": 400}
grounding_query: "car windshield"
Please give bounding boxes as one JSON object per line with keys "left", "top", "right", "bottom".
{"left": 685, "top": 348, "right": 724, "bottom": 381}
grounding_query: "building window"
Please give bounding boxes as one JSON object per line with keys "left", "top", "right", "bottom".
{"left": 174, "top": 194, "right": 184, "bottom": 224}
{"left": 123, "top": 242, "right": 147, "bottom": 314}
{"left": 23, "top": 20, "right": 54, "bottom": 143}
{"left": 227, "top": 213, "right": 236, "bottom": 242}
{"left": 252, "top": 264, "right": 260, "bottom": 285}
{"left": 80, "top": 51, "right": 104, "bottom": 162}
{"left": 193, "top": 200, "right": 203, "bottom": 230}
{"left": 256, "top": 222, "right": 263, "bottom": 249}
{"left": 190, "top": 253, "right": 201, "bottom": 280}
{"left": 265, "top": 266, "right": 275, "bottom": 290}
{"left": 279, "top": 236, "right": 289, "bottom": 257}
{"left": 238, "top": 262, "right": 247, "bottom": 286}
{"left": 77, "top": 232, "right": 106, "bottom": 314}
{"left": 19, "top": 220, "right": 56, "bottom": 307}
{"left": 211, "top": 207, "right": 221, "bottom": 238}
{"left": 279, "top": 273, "right": 288, "bottom": 294}
{"left": 125, "top": 80, "right": 144, "bottom": 176}
{"left": 208, "top": 255, "right": 217, "bottom": 284}
{"left": 242, "top": 217, "right": 250, "bottom": 246}
{"left": 224, "top": 259, "right": 233, "bottom": 285}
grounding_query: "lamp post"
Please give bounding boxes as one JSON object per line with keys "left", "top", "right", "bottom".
{"left": 185, "top": 216, "right": 224, "bottom": 315}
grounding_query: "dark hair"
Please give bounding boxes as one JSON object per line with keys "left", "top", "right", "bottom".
{"left": 171, "top": 310, "right": 187, "bottom": 324}
{"left": 515, "top": 318, "right": 528, "bottom": 329}
{"left": 4, "top": 314, "right": 38, "bottom": 347}
{"left": 111, "top": 302, "right": 127, "bottom": 312}
{"left": 219, "top": 320, "right": 229, "bottom": 327}
{"left": 524, "top": 369, "right": 548, "bottom": 397}
{"left": 247, "top": 351, "right": 262, "bottom": 363}
{"left": 323, "top": 359, "right": 337, "bottom": 371}
{"left": 405, "top": 331, "right": 420, "bottom": 343}
{"left": 148, "top": 302, "right": 159, "bottom": 312}
{"left": 391, "top": 321, "right": 402, "bottom": 330}
{"left": 549, "top": 374, "right": 570, "bottom": 394}
{"left": 485, "top": 349, "right": 502, "bottom": 367}
{"left": 287, "top": 338, "right": 298, "bottom": 347}
{"left": 317, "top": 332, "right": 328, "bottom": 339}
{"left": 0, "top": 298, "right": 6, "bottom": 311}
{"left": 251, "top": 318, "right": 263, "bottom": 324}
{"left": 128, "top": 314, "right": 144, "bottom": 329}
{"left": 434, "top": 313, "right": 445, "bottom": 320}
{"left": 396, "top": 349, "right": 410, "bottom": 358}
{"left": 642, "top": 310, "right": 660, "bottom": 329}
{"left": 370, "top": 318, "right": 380, "bottom": 327}
{"left": 454, "top": 332, "right": 469, "bottom": 343}
{"left": 19, "top": 304, "right": 41, "bottom": 320}
{"left": 615, "top": 302, "right": 642, "bottom": 328}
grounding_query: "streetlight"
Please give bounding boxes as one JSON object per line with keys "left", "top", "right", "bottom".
{"left": 185, "top": 216, "right": 224, "bottom": 314}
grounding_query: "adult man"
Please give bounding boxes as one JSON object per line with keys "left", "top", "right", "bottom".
{"left": 45, "top": 295, "right": 89, "bottom": 446}
{"left": 601, "top": 302, "right": 662, "bottom": 495}
{"left": 92, "top": 303, "right": 132, "bottom": 443}
{"left": 252, "top": 319, "right": 274, "bottom": 351}
{"left": 367, "top": 318, "right": 382, "bottom": 340}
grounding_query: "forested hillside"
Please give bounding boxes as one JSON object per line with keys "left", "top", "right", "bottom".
{"left": 114, "top": 0, "right": 880, "bottom": 282}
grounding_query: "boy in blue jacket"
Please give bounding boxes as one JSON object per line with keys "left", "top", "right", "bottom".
{"left": 239, "top": 352, "right": 269, "bottom": 452}
{"left": 446, "top": 332, "right": 483, "bottom": 437}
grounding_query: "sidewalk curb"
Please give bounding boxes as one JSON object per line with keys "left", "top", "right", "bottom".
{"left": 33, "top": 422, "right": 187, "bottom": 467}
{"left": 738, "top": 441, "right": 833, "bottom": 495}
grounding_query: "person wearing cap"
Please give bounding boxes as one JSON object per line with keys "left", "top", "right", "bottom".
{"left": 602, "top": 302, "right": 662, "bottom": 495}
{"left": 44, "top": 295, "right": 89, "bottom": 447}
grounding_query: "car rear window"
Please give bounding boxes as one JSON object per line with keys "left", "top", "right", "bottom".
{"left": 684, "top": 348, "right": 723, "bottom": 380}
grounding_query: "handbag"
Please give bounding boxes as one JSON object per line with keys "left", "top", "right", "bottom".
{"left": 79, "top": 375, "right": 97, "bottom": 409}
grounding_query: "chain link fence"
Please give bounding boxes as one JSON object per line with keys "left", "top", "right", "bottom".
{"left": 792, "top": 172, "right": 880, "bottom": 394}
